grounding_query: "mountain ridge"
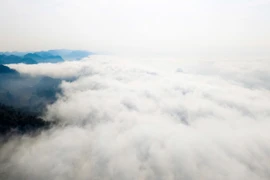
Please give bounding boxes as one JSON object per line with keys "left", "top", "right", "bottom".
{"left": 0, "top": 49, "right": 92, "bottom": 64}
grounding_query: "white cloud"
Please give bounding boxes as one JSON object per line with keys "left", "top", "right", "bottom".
{"left": 1, "top": 56, "right": 270, "bottom": 179}
{"left": 7, "top": 59, "right": 94, "bottom": 78}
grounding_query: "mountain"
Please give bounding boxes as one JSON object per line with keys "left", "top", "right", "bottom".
{"left": 0, "top": 66, "right": 60, "bottom": 135}
{"left": 0, "top": 65, "right": 62, "bottom": 113}
{"left": 48, "top": 49, "right": 92, "bottom": 60}
{"left": 0, "top": 64, "right": 19, "bottom": 74}
{"left": 0, "top": 54, "right": 37, "bottom": 64}
{"left": 0, "top": 53, "right": 63, "bottom": 64}
{"left": 24, "top": 52, "right": 64, "bottom": 63}
{"left": 23, "top": 53, "right": 43, "bottom": 62}
{"left": 0, "top": 104, "right": 51, "bottom": 135}
{"left": 0, "top": 49, "right": 92, "bottom": 64}
{"left": 0, "top": 75, "right": 62, "bottom": 113}
{"left": 21, "top": 57, "right": 39, "bottom": 64}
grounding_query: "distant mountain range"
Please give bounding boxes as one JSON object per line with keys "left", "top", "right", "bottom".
{"left": 47, "top": 49, "right": 92, "bottom": 60}
{"left": 0, "top": 49, "right": 92, "bottom": 64}
{"left": 0, "top": 54, "right": 37, "bottom": 64}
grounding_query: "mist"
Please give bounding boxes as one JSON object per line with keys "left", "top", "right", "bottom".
{"left": 1, "top": 55, "right": 270, "bottom": 180}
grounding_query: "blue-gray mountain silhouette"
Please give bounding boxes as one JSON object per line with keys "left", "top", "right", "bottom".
{"left": 24, "top": 52, "right": 63, "bottom": 63}
{"left": 0, "top": 54, "right": 37, "bottom": 64}
{"left": 0, "top": 49, "right": 92, "bottom": 64}
{"left": 0, "top": 64, "right": 19, "bottom": 74}
{"left": 47, "top": 49, "right": 92, "bottom": 60}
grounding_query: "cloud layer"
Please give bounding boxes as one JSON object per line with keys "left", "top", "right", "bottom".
{"left": 2, "top": 56, "right": 270, "bottom": 180}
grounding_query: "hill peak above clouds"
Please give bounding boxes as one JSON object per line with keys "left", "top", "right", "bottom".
{"left": 0, "top": 49, "right": 92, "bottom": 64}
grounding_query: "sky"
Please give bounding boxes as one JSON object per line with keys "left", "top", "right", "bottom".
{"left": 1, "top": 0, "right": 270, "bottom": 58}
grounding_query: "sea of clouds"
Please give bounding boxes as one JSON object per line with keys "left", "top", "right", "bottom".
{"left": 2, "top": 55, "right": 270, "bottom": 180}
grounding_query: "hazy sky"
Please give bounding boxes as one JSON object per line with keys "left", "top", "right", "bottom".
{"left": 1, "top": 0, "right": 270, "bottom": 57}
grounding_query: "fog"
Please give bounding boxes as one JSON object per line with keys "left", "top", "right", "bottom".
{"left": 1, "top": 55, "right": 270, "bottom": 179}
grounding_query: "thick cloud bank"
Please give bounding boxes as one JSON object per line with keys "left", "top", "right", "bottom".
{"left": 2, "top": 56, "right": 270, "bottom": 180}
